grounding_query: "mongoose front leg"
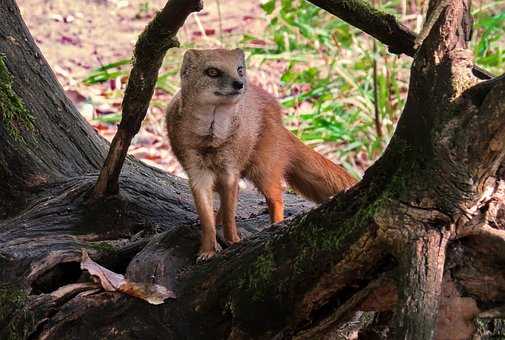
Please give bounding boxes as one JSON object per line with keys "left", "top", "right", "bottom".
{"left": 215, "top": 184, "right": 239, "bottom": 226}
{"left": 217, "top": 174, "right": 240, "bottom": 245}
{"left": 189, "top": 170, "right": 221, "bottom": 262}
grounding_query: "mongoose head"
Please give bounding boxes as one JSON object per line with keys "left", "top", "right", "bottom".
{"left": 180, "top": 48, "right": 247, "bottom": 105}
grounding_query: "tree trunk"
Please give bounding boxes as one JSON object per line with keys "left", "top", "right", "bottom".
{"left": 0, "top": 0, "right": 107, "bottom": 218}
{"left": 2, "top": 0, "right": 505, "bottom": 339}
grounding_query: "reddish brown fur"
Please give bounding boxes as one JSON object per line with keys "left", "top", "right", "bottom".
{"left": 243, "top": 86, "right": 356, "bottom": 205}
{"left": 166, "top": 49, "right": 356, "bottom": 261}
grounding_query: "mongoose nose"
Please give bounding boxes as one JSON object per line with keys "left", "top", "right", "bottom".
{"left": 232, "top": 80, "right": 244, "bottom": 90}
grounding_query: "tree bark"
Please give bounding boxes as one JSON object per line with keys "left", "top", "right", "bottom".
{"left": 0, "top": 0, "right": 107, "bottom": 218}
{"left": 1, "top": 0, "right": 505, "bottom": 339}
{"left": 392, "top": 230, "right": 449, "bottom": 340}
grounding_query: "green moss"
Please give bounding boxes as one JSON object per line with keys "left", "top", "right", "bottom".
{"left": 88, "top": 241, "right": 117, "bottom": 255}
{"left": 0, "top": 286, "right": 29, "bottom": 340}
{"left": 0, "top": 286, "right": 26, "bottom": 318}
{"left": 238, "top": 248, "right": 275, "bottom": 301}
{"left": 0, "top": 55, "right": 34, "bottom": 142}
{"left": 292, "top": 223, "right": 348, "bottom": 275}
{"left": 475, "top": 318, "right": 505, "bottom": 339}
{"left": 291, "top": 189, "right": 392, "bottom": 277}
{"left": 340, "top": 0, "right": 398, "bottom": 30}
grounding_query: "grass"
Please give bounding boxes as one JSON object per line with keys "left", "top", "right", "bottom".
{"left": 82, "top": 0, "right": 505, "bottom": 177}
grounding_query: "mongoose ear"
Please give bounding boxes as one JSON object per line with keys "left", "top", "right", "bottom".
{"left": 181, "top": 49, "right": 200, "bottom": 77}
{"left": 232, "top": 48, "right": 245, "bottom": 63}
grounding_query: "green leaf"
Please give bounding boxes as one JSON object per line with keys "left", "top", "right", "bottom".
{"left": 260, "top": 0, "right": 276, "bottom": 14}
{"left": 94, "top": 113, "right": 122, "bottom": 124}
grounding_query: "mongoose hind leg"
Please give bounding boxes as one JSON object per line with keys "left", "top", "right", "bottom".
{"left": 216, "top": 174, "right": 241, "bottom": 245}
{"left": 254, "top": 178, "right": 284, "bottom": 223}
{"left": 264, "top": 186, "right": 284, "bottom": 223}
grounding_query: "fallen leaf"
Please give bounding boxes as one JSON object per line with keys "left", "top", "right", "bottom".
{"left": 79, "top": 102, "right": 95, "bottom": 121}
{"left": 91, "top": 122, "right": 114, "bottom": 131}
{"left": 192, "top": 28, "right": 216, "bottom": 37}
{"left": 248, "top": 39, "right": 267, "bottom": 46}
{"left": 95, "top": 104, "right": 115, "bottom": 115}
{"left": 132, "top": 132, "right": 159, "bottom": 146}
{"left": 65, "top": 89, "right": 87, "bottom": 105}
{"left": 63, "top": 15, "right": 75, "bottom": 24}
{"left": 223, "top": 27, "right": 238, "bottom": 33}
{"left": 48, "top": 14, "right": 64, "bottom": 22}
{"left": 120, "top": 281, "right": 175, "bottom": 305}
{"left": 80, "top": 250, "right": 175, "bottom": 304}
{"left": 59, "top": 35, "right": 81, "bottom": 46}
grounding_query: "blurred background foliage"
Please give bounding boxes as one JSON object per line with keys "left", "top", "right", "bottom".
{"left": 81, "top": 0, "right": 505, "bottom": 178}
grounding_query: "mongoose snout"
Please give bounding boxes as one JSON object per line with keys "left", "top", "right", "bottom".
{"left": 232, "top": 80, "right": 244, "bottom": 90}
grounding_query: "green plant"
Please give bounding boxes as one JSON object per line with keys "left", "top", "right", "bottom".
{"left": 83, "top": 58, "right": 180, "bottom": 94}
{"left": 243, "top": 0, "right": 409, "bottom": 175}
{"left": 473, "top": 10, "right": 505, "bottom": 73}
{"left": 137, "top": 1, "right": 151, "bottom": 18}
{"left": 82, "top": 59, "right": 130, "bottom": 85}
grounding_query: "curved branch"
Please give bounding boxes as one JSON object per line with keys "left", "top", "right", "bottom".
{"left": 306, "top": 0, "right": 495, "bottom": 80}
{"left": 93, "top": 0, "right": 203, "bottom": 197}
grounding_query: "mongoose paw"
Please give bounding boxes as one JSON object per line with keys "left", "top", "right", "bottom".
{"left": 196, "top": 243, "right": 222, "bottom": 263}
{"left": 224, "top": 234, "right": 241, "bottom": 246}
{"left": 196, "top": 250, "right": 215, "bottom": 262}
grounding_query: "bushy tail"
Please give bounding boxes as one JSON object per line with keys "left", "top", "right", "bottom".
{"left": 285, "top": 132, "right": 356, "bottom": 203}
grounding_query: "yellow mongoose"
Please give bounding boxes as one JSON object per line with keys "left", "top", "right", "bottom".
{"left": 166, "top": 48, "right": 356, "bottom": 261}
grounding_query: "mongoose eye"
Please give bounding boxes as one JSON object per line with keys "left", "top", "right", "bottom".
{"left": 205, "top": 67, "right": 221, "bottom": 78}
{"left": 237, "top": 66, "right": 245, "bottom": 77}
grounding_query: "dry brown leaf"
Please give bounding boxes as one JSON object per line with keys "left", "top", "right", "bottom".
{"left": 119, "top": 281, "right": 175, "bottom": 305}
{"left": 80, "top": 250, "right": 175, "bottom": 304}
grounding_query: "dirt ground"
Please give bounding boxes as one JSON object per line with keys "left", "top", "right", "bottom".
{"left": 16, "top": 0, "right": 267, "bottom": 176}
{"left": 17, "top": 0, "right": 262, "bottom": 86}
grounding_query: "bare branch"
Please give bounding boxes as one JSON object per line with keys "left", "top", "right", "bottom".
{"left": 306, "top": 0, "right": 495, "bottom": 80}
{"left": 93, "top": 0, "right": 203, "bottom": 197}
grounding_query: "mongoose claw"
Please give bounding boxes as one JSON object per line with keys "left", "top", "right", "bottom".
{"left": 224, "top": 235, "right": 241, "bottom": 246}
{"left": 196, "top": 243, "right": 222, "bottom": 263}
{"left": 196, "top": 250, "right": 216, "bottom": 263}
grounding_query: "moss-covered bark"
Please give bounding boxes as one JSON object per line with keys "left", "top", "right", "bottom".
{"left": 0, "top": 55, "right": 34, "bottom": 142}
{"left": 0, "top": 286, "right": 29, "bottom": 340}
{"left": 0, "top": 0, "right": 107, "bottom": 218}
